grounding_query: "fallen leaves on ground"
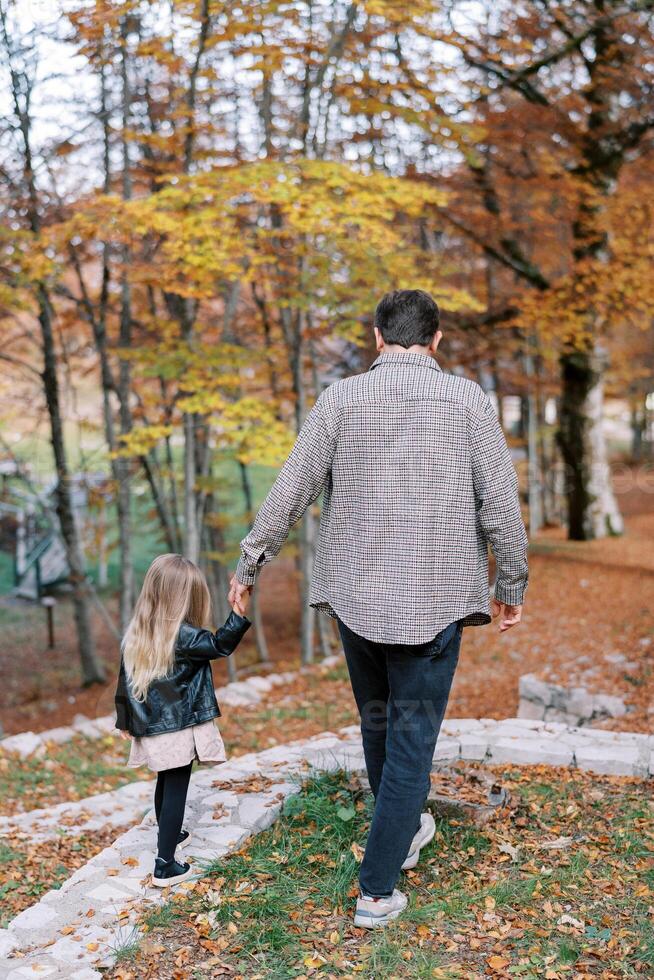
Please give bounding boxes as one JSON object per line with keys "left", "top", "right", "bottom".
{"left": 103, "top": 765, "right": 652, "bottom": 979}
{"left": 0, "top": 825, "right": 136, "bottom": 926}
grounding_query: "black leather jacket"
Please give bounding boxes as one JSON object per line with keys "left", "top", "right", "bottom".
{"left": 115, "top": 611, "right": 250, "bottom": 737}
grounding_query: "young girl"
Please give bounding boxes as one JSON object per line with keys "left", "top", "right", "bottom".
{"left": 115, "top": 554, "right": 250, "bottom": 887}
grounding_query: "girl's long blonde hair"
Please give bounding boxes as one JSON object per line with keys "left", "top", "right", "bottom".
{"left": 122, "top": 554, "right": 211, "bottom": 701}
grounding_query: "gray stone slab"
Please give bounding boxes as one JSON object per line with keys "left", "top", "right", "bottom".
{"left": 236, "top": 794, "right": 288, "bottom": 831}
{"left": 574, "top": 743, "right": 642, "bottom": 776}
{"left": 7, "top": 964, "right": 59, "bottom": 978}
{"left": 8, "top": 902, "right": 59, "bottom": 930}
{"left": 87, "top": 881, "right": 139, "bottom": 903}
{"left": 0, "top": 732, "right": 43, "bottom": 758}
{"left": 40, "top": 726, "right": 76, "bottom": 745}
{"left": 191, "top": 824, "right": 251, "bottom": 851}
{"left": 459, "top": 733, "right": 489, "bottom": 761}
{"left": 434, "top": 739, "right": 460, "bottom": 762}
{"left": 0, "top": 931, "right": 18, "bottom": 957}
{"left": 488, "top": 737, "right": 574, "bottom": 768}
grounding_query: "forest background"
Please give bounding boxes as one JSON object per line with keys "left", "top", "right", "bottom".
{"left": 0, "top": 0, "right": 653, "bottom": 725}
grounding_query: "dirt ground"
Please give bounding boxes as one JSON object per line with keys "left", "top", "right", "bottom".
{"left": 1, "top": 472, "right": 652, "bottom": 736}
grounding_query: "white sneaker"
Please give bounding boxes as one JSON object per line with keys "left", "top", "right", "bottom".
{"left": 354, "top": 888, "right": 408, "bottom": 928}
{"left": 401, "top": 812, "right": 436, "bottom": 870}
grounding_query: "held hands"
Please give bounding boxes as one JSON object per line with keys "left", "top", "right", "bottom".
{"left": 490, "top": 599, "right": 523, "bottom": 632}
{"left": 229, "top": 574, "right": 252, "bottom": 618}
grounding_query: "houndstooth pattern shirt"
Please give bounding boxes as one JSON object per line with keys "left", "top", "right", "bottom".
{"left": 236, "top": 351, "right": 528, "bottom": 644}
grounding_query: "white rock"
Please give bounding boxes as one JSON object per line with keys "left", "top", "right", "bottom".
{"left": 218, "top": 691, "right": 257, "bottom": 707}
{"left": 494, "top": 722, "right": 541, "bottom": 738}
{"left": 113, "top": 851, "right": 154, "bottom": 878}
{"left": 196, "top": 808, "right": 234, "bottom": 826}
{"left": 69, "top": 970, "right": 103, "bottom": 980}
{"left": 256, "top": 745, "right": 301, "bottom": 766}
{"left": 518, "top": 674, "right": 553, "bottom": 704}
{"left": 87, "top": 881, "right": 138, "bottom": 903}
{"left": 1, "top": 731, "right": 43, "bottom": 758}
{"left": 8, "top": 902, "right": 59, "bottom": 931}
{"left": 194, "top": 823, "right": 251, "bottom": 847}
{"left": 434, "top": 739, "right": 460, "bottom": 762}
{"left": 237, "top": 795, "right": 285, "bottom": 832}
{"left": 300, "top": 736, "right": 340, "bottom": 754}
{"left": 501, "top": 718, "right": 546, "bottom": 730}
{"left": 574, "top": 743, "right": 641, "bottom": 776}
{"left": 242, "top": 676, "right": 273, "bottom": 693}
{"left": 104, "top": 876, "right": 146, "bottom": 893}
{"left": 488, "top": 737, "right": 574, "bottom": 768}
{"left": 74, "top": 720, "right": 105, "bottom": 739}
{"left": 40, "top": 726, "right": 75, "bottom": 745}
{"left": 441, "top": 718, "right": 485, "bottom": 736}
{"left": 196, "top": 790, "right": 241, "bottom": 809}
{"left": 0, "top": 928, "right": 19, "bottom": 956}
{"left": 219, "top": 682, "right": 260, "bottom": 704}
{"left": 518, "top": 698, "right": 547, "bottom": 721}
{"left": 459, "top": 733, "right": 489, "bottom": 761}
{"left": 592, "top": 694, "right": 627, "bottom": 718}
{"left": 93, "top": 716, "right": 118, "bottom": 734}
{"left": 7, "top": 964, "right": 59, "bottom": 978}
{"left": 43, "top": 935, "right": 91, "bottom": 964}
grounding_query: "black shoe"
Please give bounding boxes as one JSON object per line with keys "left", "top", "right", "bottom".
{"left": 152, "top": 857, "right": 193, "bottom": 887}
{"left": 177, "top": 829, "right": 192, "bottom": 849}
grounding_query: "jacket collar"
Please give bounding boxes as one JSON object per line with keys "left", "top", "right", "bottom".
{"left": 369, "top": 350, "right": 442, "bottom": 373}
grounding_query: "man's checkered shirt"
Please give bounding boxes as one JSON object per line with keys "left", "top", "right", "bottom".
{"left": 236, "top": 351, "right": 529, "bottom": 644}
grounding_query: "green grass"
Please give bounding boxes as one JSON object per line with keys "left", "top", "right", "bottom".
{"left": 110, "top": 927, "right": 142, "bottom": 964}
{"left": 132, "top": 768, "right": 653, "bottom": 979}
{"left": 142, "top": 902, "right": 179, "bottom": 931}
{"left": 0, "top": 734, "right": 141, "bottom": 812}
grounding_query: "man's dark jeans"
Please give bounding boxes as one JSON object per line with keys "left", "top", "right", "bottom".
{"left": 337, "top": 617, "right": 463, "bottom": 898}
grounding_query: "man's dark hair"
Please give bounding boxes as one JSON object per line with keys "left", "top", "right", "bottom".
{"left": 374, "top": 289, "right": 440, "bottom": 348}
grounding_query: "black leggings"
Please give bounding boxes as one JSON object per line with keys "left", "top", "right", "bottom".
{"left": 154, "top": 762, "right": 193, "bottom": 862}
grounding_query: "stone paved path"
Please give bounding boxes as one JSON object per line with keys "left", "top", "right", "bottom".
{"left": 1, "top": 718, "right": 651, "bottom": 978}
{"left": 0, "top": 730, "right": 364, "bottom": 979}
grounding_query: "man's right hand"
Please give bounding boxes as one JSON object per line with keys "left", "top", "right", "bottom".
{"left": 490, "top": 599, "right": 523, "bottom": 632}
{"left": 229, "top": 574, "right": 252, "bottom": 617}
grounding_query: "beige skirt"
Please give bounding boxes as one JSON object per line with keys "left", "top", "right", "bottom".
{"left": 127, "top": 719, "right": 227, "bottom": 773}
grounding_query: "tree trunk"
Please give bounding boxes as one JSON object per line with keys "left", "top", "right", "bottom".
{"left": 116, "top": 14, "right": 134, "bottom": 630}
{"left": 317, "top": 610, "right": 335, "bottom": 660}
{"left": 557, "top": 343, "right": 624, "bottom": 540}
{"left": 4, "top": 14, "right": 104, "bottom": 684}
{"left": 524, "top": 351, "right": 543, "bottom": 537}
{"left": 183, "top": 411, "right": 200, "bottom": 562}
{"left": 39, "top": 288, "right": 106, "bottom": 685}
{"left": 203, "top": 491, "right": 237, "bottom": 680}
{"left": 206, "top": 554, "right": 237, "bottom": 682}
{"left": 630, "top": 398, "right": 646, "bottom": 462}
{"left": 238, "top": 461, "right": 270, "bottom": 663}
{"left": 140, "top": 452, "right": 179, "bottom": 552}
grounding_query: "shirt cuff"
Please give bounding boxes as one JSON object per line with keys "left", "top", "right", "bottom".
{"left": 235, "top": 555, "right": 259, "bottom": 587}
{"left": 493, "top": 580, "right": 527, "bottom": 606}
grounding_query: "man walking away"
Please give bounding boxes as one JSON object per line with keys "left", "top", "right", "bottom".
{"left": 230, "top": 289, "right": 528, "bottom": 927}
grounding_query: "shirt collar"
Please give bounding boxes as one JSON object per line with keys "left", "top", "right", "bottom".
{"left": 369, "top": 351, "right": 442, "bottom": 373}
